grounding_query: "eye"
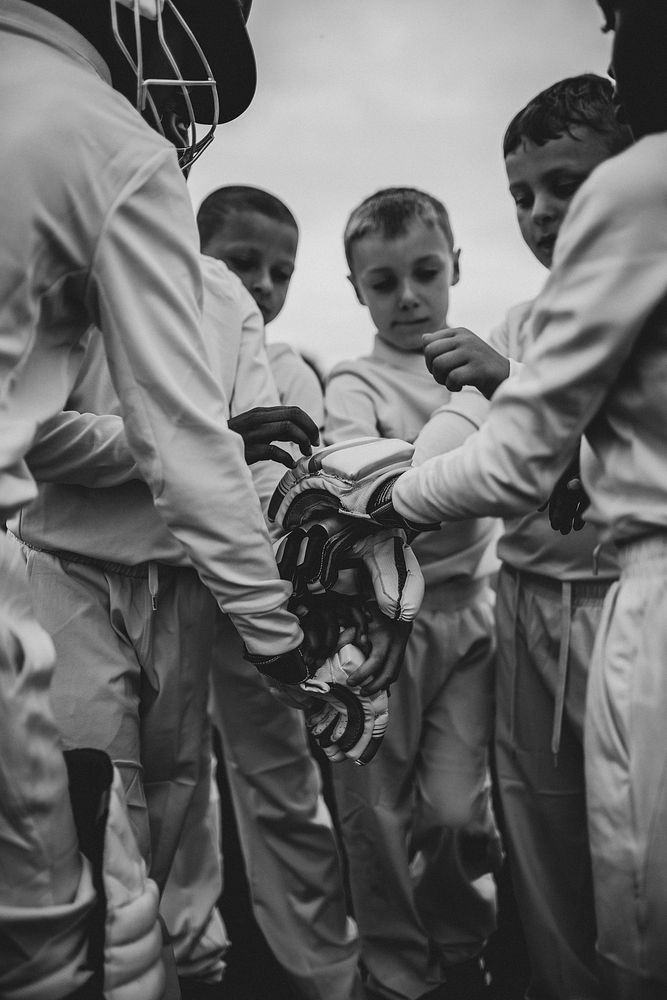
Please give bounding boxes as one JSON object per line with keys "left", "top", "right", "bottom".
{"left": 370, "top": 278, "right": 397, "bottom": 293}
{"left": 553, "top": 179, "right": 583, "bottom": 199}
{"left": 414, "top": 267, "right": 441, "bottom": 283}
{"left": 512, "top": 194, "right": 532, "bottom": 210}
{"left": 271, "top": 269, "right": 293, "bottom": 285}
{"left": 228, "top": 254, "right": 257, "bottom": 272}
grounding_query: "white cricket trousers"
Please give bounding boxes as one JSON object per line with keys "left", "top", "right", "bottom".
{"left": 0, "top": 532, "right": 96, "bottom": 1000}
{"left": 18, "top": 544, "right": 228, "bottom": 981}
{"left": 494, "top": 564, "right": 607, "bottom": 1000}
{"left": 585, "top": 532, "right": 667, "bottom": 1000}
{"left": 209, "top": 612, "right": 365, "bottom": 1000}
{"left": 333, "top": 579, "right": 500, "bottom": 1000}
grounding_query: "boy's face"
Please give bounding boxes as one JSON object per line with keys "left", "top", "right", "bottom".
{"left": 349, "top": 219, "right": 460, "bottom": 353}
{"left": 204, "top": 210, "right": 298, "bottom": 325}
{"left": 505, "top": 126, "right": 614, "bottom": 269}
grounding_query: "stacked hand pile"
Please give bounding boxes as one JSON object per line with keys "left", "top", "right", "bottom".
{"left": 258, "top": 438, "right": 438, "bottom": 765}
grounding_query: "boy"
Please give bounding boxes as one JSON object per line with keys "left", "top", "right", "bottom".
{"left": 415, "top": 75, "right": 632, "bottom": 1000}
{"left": 324, "top": 187, "right": 502, "bottom": 1000}
{"left": 196, "top": 186, "right": 365, "bottom": 999}
{"left": 0, "top": 2, "right": 320, "bottom": 996}
{"left": 384, "top": 3, "right": 667, "bottom": 995}
{"left": 197, "top": 184, "right": 325, "bottom": 426}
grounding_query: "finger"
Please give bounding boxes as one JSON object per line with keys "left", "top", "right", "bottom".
{"left": 422, "top": 328, "right": 456, "bottom": 346}
{"left": 423, "top": 341, "right": 459, "bottom": 373}
{"left": 266, "top": 406, "right": 319, "bottom": 447}
{"left": 261, "top": 444, "right": 298, "bottom": 467}
{"left": 336, "top": 625, "right": 358, "bottom": 649}
{"left": 235, "top": 405, "right": 320, "bottom": 445}
{"left": 350, "top": 623, "right": 410, "bottom": 692}
{"left": 281, "top": 406, "right": 321, "bottom": 445}
{"left": 272, "top": 420, "right": 319, "bottom": 456}
{"left": 243, "top": 421, "right": 316, "bottom": 457}
{"left": 430, "top": 356, "right": 469, "bottom": 391}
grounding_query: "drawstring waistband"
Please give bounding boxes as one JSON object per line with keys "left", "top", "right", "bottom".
{"left": 552, "top": 582, "right": 572, "bottom": 766}
{"left": 148, "top": 562, "right": 158, "bottom": 611}
{"left": 503, "top": 565, "right": 611, "bottom": 768}
{"left": 9, "top": 530, "right": 161, "bottom": 611}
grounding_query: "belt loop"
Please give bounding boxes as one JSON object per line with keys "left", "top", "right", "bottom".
{"left": 551, "top": 580, "right": 572, "bottom": 767}
{"left": 148, "top": 561, "right": 158, "bottom": 611}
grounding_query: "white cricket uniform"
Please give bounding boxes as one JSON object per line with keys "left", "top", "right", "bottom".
{"left": 0, "top": 4, "right": 296, "bottom": 994}
{"left": 266, "top": 340, "right": 326, "bottom": 430}
{"left": 393, "top": 137, "right": 667, "bottom": 995}
{"left": 324, "top": 337, "right": 502, "bottom": 1000}
{"left": 0, "top": 0, "right": 300, "bottom": 657}
{"left": 11, "top": 258, "right": 295, "bottom": 977}
{"left": 207, "top": 302, "right": 364, "bottom": 1000}
{"left": 16, "top": 257, "right": 362, "bottom": 993}
{"left": 489, "top": 300, "right": 618, "bottom": 1000}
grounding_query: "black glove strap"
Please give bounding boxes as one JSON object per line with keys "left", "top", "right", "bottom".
{"left": 368, "top": 475, "right": 440, "bottom": 533}
{"left": 243, "top": 644, "right": 309, "bottom": 684}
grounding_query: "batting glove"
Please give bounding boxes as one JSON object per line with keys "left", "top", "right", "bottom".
{"left": 268, "top": 437, "right": 440, "bottom": 534}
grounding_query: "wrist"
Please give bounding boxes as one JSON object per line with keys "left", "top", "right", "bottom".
{"left": 243, "top": 643, "right": 309, "bottom": 683}
{"left": 369, "top": 474, "right": 439, "bottom": 534}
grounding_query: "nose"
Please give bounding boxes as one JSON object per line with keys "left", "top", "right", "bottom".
{"left": 397, "top": 278, "right": 419, "bottom": 308}
{"left": 531, "top": 191, "right": 559, "bottom": 227}
{"left": 252, "top": 267, "right": 273, "bottom": 296}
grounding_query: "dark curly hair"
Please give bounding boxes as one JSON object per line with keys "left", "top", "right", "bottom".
{"left": 197, "top": 185, "right": 298, "bottom": 252}
{"left": 503, "top": 73, "right": 633, "bottom": 157}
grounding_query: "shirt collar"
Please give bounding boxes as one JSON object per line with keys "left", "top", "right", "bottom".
{"left": 371, "top": 334, "right": 430, "bottom": 375}
{"left": 1, "top": 0, "right": 112, "bottom": 85}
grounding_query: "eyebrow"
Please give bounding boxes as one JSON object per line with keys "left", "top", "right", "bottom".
{"left": 365, "top": 254, "right": 444, "bottom": 274}
{"left": 510, "top": 164, "right": 589, "bottom": 188}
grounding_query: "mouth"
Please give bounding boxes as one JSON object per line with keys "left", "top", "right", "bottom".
{"left": 256, "top": 301, "right": 273, "bottom": 323}
{"left": 393, "top": 317, "right": 430, "bottom": 328}
{"left": 537, "top": 234, "right": 556, "bottom": 255}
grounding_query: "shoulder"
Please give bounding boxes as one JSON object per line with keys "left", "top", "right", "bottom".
{"left": 200, "top": 254, "right": 246, "bottom": 304}
{"left": 327, "top": 353, "right": 376, "bottom": 383}
{"left": 266, "top": 341, "right": 297, "bottom": 365}
{"left": 568, "top": 136, "right": 667, "bottom": 227}
{"left": 267, "top": 341, "right": 322, "bottom": 386}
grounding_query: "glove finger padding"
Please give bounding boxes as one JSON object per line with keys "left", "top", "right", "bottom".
{"left": 275, "top": 516, "right": 425, "bottom": 623}
{"left": 302, "top": 642, "right": 389, "bottom": 765}
{"left": 268, "top": 437, "right": 437, "bottom": 533}
{"left": 352, "top": 529, "right": 425, "bottom": 622}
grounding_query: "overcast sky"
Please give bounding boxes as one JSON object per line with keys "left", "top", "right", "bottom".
{"left": 189, "top": 0, "right": 612, "bottom": 373}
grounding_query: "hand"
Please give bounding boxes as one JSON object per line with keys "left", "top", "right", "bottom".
{"left": 345, "top": 600, "right": 412, "bottom": 694}
{"left": 274, "top": 515, "right": 425, "bottom": 623}
{"left": 268, "top": 437, "right": 440, "bottom": 533}
{"left": 301, "top": 640, "right": 389, "bottom": 765}
{"left": 249, "top": 633, "right": 390, "bottom": 765}
{"left": 422, "top": 328, "right": 510, "bottom": 399}
{"left": 293, "top": 592, "right": 367, "bottom": 669}
{"left": 539, "top": 454, "right": 590, "bottom": 535}
{"left": 228, "top": 405, "right": 320, "bottom": 467}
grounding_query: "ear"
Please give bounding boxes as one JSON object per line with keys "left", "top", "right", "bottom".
{"left": 347, "top": 272, "right": 366, "bottom": 306}
{"left": 451, "top": 248, "right": 461, "bottom": 287}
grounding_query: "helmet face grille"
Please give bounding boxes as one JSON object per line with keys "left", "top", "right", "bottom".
{"left": 110, "top": 0, "right": 219, "bottom": 173}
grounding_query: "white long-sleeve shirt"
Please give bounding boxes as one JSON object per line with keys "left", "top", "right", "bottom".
{"left": 12, "top": 256, "right": 292, "bottom": 651}
{"left": 266, "top": 341, "right": 325, "bottom": 431}
{"left": 325, "top": 337, "right": 498, "bottom": 586}
{"left": 484, "top": 301, "right": 618, "bottom": 581}
{"left": 0, "top": 1, "right": 300, "bottom": 656}
{"left": 394, "top": 134, "right": 667, "bottom": 547}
